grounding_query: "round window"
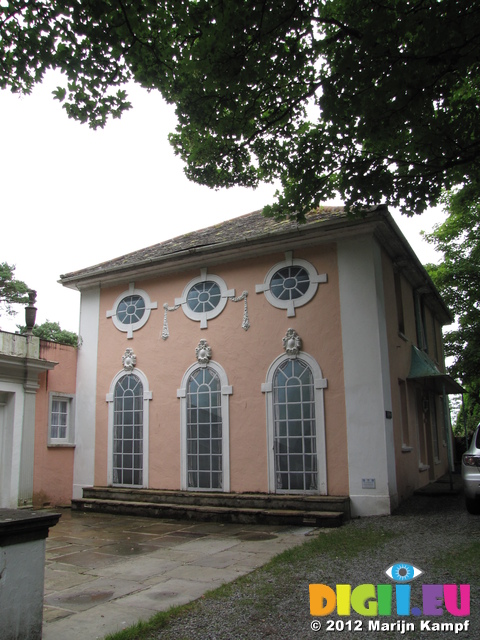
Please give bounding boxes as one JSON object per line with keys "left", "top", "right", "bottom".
{"left": 176, "top": 272, "right": 234, "bottom": 328}
{"left": 256, "top": 255, "right": 327, "bottom": 317}
{"left": 116, "top": 295, "right": 146, "bottom": 325}
{"left": 107, "top": 286, "right": 157, "bottom": 338}
{"left": 270, "top": 266, "right": 310, "bottom": 301}
{"left": 186, "top": 281, "right": 222, "bottom": 313}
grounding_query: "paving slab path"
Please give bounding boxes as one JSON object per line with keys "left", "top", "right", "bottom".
{"left": 42, "top": 510, "right": 314, "bottom": 640}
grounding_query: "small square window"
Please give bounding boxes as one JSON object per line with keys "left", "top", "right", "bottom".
{"left": 48, "top": 393, "right": 75, "bottom": 446}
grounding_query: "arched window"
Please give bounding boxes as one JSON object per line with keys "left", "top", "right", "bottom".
{"left": 187, "top": 367, "right": 222, "bottom": 490}
{"left": 263, "top": 352, "right": 327, "bottom": 494}
{"left": 113, "top": 375, "right": 143, "bottom": 486}
{"left": 106, "top": 369, "right": 152, "bottom": 487}
{"left": 178, "top": 361, "right": 232, "bottom": 492}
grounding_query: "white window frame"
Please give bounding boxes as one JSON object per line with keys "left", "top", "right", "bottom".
{"left": 177, "top": 360, "right": 232, "bottom": 491}
{"left": 255, "top": 251, "right": 327, "bottom": 317}
{"left": 106, "top": 368, "right": 152, "bottom": 487}
{"left": 175, "top": 269, "right": 234, "bottom": 328}
{"left": 106, "top": 282, "right": 157, "bottom": 339}
{"left": 48, "top": 392, "right": 75, "bottom": 447}
{"left": 262, "top": 351, "right": 327, "bottom": 494}
{"left": 430, "top": 393, "right": 441, "bottom": 463}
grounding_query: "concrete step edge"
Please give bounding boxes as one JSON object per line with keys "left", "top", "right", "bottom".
{"left": 72, "top": 497, "right": 343, "bottom": 519}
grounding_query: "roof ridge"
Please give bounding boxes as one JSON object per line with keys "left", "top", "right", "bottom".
{"left": 60, "top": 206, "right": 346, "bottom": 280}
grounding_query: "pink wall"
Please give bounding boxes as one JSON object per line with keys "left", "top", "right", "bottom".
{"left": 33, "top": 341, "right": 77, "bottom": 507}
{"left": 380, "top": 250, "right": 450, "bottom": 502}
{"left": 94, "top": 244, "right": 350, "bottom": 496}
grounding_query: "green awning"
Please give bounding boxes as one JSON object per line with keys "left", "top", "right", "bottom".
{"left": 407, "top": 345, "right": 464, "bottom": 394}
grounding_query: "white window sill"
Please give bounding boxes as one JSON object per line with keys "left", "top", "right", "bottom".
{"left": 47, "top": 443, "right": 76, "bottom": 449}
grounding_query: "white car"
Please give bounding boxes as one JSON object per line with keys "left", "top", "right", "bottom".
{"left": 462, "top": 424, "right": 480, "bottom": 514}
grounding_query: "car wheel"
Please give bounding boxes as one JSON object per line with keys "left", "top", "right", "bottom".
{"left": 465, "top": 496, "right": 480, "bottom": 514}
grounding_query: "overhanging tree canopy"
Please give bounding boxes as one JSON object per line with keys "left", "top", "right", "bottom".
{"left": 424, "top": 184, "right": 480, "bottom": 435}
{"left": 0, "top": 262, "right": 29, "bottom": 317}
{"left": 17, "top": 320, "right": 78, "bottom": 347}
{"left": 1, "top": 0, "right": 479, "bottom": 219}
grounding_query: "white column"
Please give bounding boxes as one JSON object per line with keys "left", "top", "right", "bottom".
{"left": 72, "top": 287, "right": 100, "bottom": 499}
{"left": 17, "top": 383, "right": 39, "bottom": 506}
{"left": 338, "top": 236, "right": 398, "bottom": 516}
{"left": 0, "top": 398, "right": 13, "bottom": 508}
{"left": 0, "top": 384, "right": 26, "bottom": 509}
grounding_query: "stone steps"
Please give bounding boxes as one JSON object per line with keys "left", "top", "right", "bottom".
{"left": 72, "top": 487, "right": 350, "bottom": 528}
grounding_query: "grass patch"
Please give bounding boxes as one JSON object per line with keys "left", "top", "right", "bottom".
{"left": 269, "top": 523, "right": 398, "bottom": 569}
{"left": 431, "top": 539, "right": 480, "bottom": 583}
{"left": 103, "top": 523, "right": 398, "bottom": 640}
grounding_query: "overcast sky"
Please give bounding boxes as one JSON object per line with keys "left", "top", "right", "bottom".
{"left": 1, "top": 73, "right": 445, "bottom": 334}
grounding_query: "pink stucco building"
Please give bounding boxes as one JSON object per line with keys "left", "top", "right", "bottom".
{"left": 0, "top": 333, "right": 76, "bottom": 508}
{"left": 33, "top": 340, "right": 77, "bottom": 507}
{"left": 57, "top": 205, "right": 460, "bottom": 517}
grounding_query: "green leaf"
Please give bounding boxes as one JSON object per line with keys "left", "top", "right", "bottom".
{"left": 52, "top": 86, "right": 66, "bottom": 102}
{"left": 1, "top": 0, "right": 478, "bottom": 217}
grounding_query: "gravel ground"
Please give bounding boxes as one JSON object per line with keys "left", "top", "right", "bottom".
{"left": 151, "top": 481, "right": 480, "bottom": 640}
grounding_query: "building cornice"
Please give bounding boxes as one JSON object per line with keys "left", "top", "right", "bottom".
{"left": 59, "top": 209, "right": 378, "bottom": 290}
{"left": 0, "top": 353, "right": 57, "bottom": 385}
{"left": 58, "top": 206, "right": 452, "bottom": 326}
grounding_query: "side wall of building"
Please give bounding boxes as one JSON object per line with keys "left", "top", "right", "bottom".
{"left": 381, "top": 249, "right": 451, "bottom": 503}
{"left": 33, "top": 341, "right": 77, "bottom": 507}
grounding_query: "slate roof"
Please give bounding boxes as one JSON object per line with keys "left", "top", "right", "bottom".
{"left": 60, "top": 205, "right": 348, "bottom": 284}
{"left": 58, "top": 204, "right": 453, "bottom": 325}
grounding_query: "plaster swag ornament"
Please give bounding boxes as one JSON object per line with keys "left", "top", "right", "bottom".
{"left": 161, "top": 288, "right": 250, "bottom": 340}
{"left": 230, "top": 290, "right": 250, "bottom": 331}
{"left": 195, "top": 339, "right": 212, "bottom": 364}
{"left": 161, "top": 302, "right": 181, "bottom": 340}
{"left": 122, "top": 348, "right": 137, "bottom": 372}
{"left": 283, "top": 328, "right": 302, "bottom": 358}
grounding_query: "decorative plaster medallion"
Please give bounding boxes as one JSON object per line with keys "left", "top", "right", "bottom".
{"left": 195, "top": 339, "right": 212, "bottom": 364}
{"left": 122, "top": 348, "right": 137, "bottom": 372}
{"left": 282, "top": 328, "right": 302, "bottom": 358}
